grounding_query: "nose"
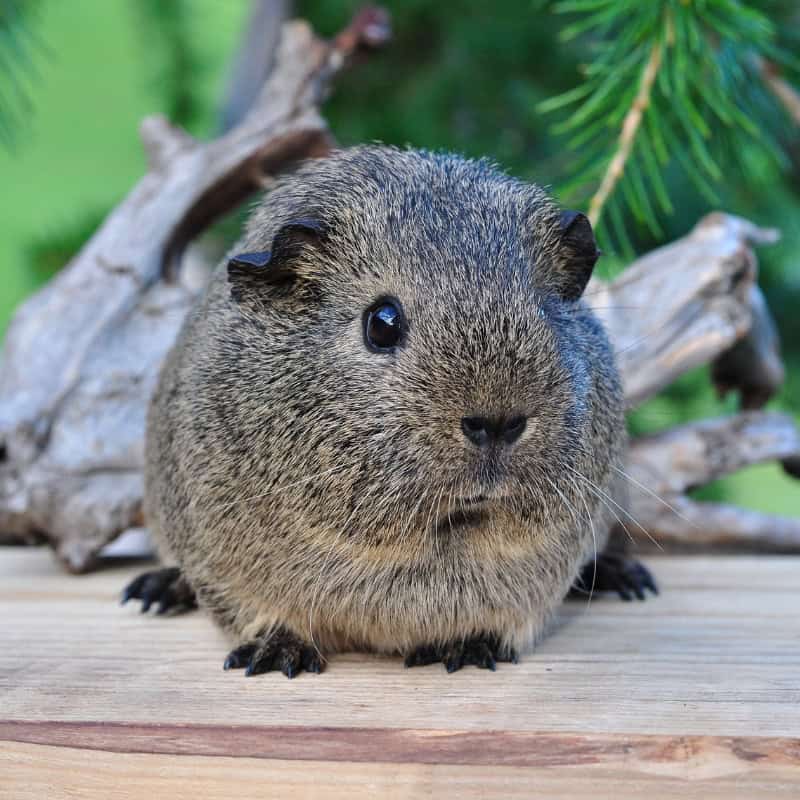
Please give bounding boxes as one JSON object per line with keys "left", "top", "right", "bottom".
{"left": 461, "top": 415, "right": 527, "bottom": 447}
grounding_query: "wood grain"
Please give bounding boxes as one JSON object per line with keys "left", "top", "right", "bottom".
{"left": 1, "top": 547, "right": 799, "bottom": 797}
{"left": 5, "top": 741, "right": 800, "bottom": 800}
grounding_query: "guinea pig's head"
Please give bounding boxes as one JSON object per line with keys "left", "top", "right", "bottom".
{"left": 226, "top": 147, "right": 615, "bottom": 542}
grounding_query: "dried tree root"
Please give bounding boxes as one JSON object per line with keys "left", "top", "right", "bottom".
{"left": 625, "top": 411, "right": 800, "bottom": 551}
{"left": 588, "top": 213, "right": 781, "bottom": 408}
{"left": 0, "top": 10, "right": 390, "bottom": 571}
{"left": 633, "top": 499, "right": 800, "bottom": 552}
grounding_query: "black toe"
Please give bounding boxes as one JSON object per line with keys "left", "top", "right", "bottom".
{"left": 223, "top": 643, "right": 257, "bottom": 671}
{"left": 572, "top": 554, "right": 657, "bottom": 602}
{"left": 225, "top": 628, "right": 323, "bottom": 678}
{"left": 121, "top": 568, "right": 195, "bottom": 615}
{"left": 406, "top": 633, "right": 515, "bottom": 674}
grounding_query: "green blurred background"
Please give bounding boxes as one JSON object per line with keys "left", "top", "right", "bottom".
{"left": 0, "top": 0, "right": 797, "bottom": 514}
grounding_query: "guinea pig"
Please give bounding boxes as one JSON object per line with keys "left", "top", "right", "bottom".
{"left": 123, "top": 146, "right": 656, "bottom": 677}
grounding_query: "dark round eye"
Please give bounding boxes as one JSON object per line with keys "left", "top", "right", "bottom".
{"left": 364, "top": 299, "right": 404, "bottom": 352}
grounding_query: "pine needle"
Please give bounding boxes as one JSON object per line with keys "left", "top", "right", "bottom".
{"left": 588, "top": 38, "right": 662, "bottom": 227}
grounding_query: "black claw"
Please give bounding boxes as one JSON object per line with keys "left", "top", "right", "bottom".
{"left": 121, "top": 568, "right": 195, "bottom": 615}
{"left": 225, "top": 627, "right": 322, "bottom": 678}
{"left": 156, "top": 586, "right": 178, "bottom": 614}
{"left": 406, "top": 633, "right": 514, "bottom": 674}
{"left": 224, "top": 643, "right": 256, "bottom": 671}
{"left": 571, "top": 554, "right": 657, "bottom": 602}
{"left": 444, "top": 646, "right": 464, "bottom": 673}
{"left": 120, "top": 575, "right": 146, "bottom": 605}
{"left": 302, "top": 648, "right": 323, "bottom": 673}
{"left": 404, "top": 644, "right": 440, "bottom": 668}
{"left": 156, "top": 598, "right": 172, "bottom": 615}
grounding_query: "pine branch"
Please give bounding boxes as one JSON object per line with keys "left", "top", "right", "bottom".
{"left": 540, "top": 0, "right": 800, "bottom": 253}
{"left": 758, "top": 57, "right": 800, "bottom": 126}
{"left": 588, "top": 39, "right": 661, "bottom": 227}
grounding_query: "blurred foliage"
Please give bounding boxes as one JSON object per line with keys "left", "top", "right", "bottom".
{"left": 0, "top": 0, "right": 246, "bottom": 330}
{"left": 538, "top": 0, "right": 799, "bottom": 251}
{"left": 0, "top": 0, "right": 797, "bottom": 514}
{"left": 132, "top": 0, "right": 206, "bottom": 130}
{"left": 24, "top": 209, "right": 107, "bottom": 282}
{"left": 0, "top": 0, "right": 46, "bottom": 149}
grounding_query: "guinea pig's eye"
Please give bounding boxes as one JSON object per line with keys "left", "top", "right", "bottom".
{"left": 364, "top": 299, "right": 405, "bottom": 352}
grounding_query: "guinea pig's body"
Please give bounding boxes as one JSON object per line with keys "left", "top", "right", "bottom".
{"left": 127, "top": 147, "right": 654, "bottom": 676}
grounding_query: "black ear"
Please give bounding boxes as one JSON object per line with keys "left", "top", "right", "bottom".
{"left": 228, "top": 218, "right": 326, "bottom": 302}
{"left": 557, "top": 210, "right": 600, "bottom": 300}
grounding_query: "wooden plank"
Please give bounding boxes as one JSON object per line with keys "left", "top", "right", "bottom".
{"left": 2, "top": 550, "right": 799, "bottom": 736}
{"left": 3, "top": 741, "right": 800, "bottom": 800}
{"left": 1, "top": 547, "right": 799, "bottom": 797}
{"left": 2, "top": 720, "right": 800, "bottom": 770}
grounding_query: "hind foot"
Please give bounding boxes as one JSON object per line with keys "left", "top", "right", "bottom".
{"left": 404, "top": 633, "right": 518, "bottom": 673}
{"left": 572, "top": 553, "right": 658, "bottom": 601}
{"left": 223, "top": 626, "right": 324, "bottom": 679}
{"left": 121, "top": 567, "right": 197, "bottom": 614}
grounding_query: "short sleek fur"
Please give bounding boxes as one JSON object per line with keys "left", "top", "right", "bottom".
{"left": 126, "top": 146, "right": 654, "bottom": 677}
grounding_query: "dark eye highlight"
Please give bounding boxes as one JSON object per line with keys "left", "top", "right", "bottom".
{"left": 364, "top": 299, "right": 405, "bottom": 352}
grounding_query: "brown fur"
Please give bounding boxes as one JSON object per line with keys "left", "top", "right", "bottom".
{"left": 143, "top": 146, "right": 627, "bottom": 664}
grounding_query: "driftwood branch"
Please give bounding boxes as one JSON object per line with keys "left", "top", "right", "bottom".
{"left": 0, "top": 9, "right": 797, "bottom": 569}
{"left": 0, "top": 10, "right": 390, "bottom": 571}
{"left": 218, "top": 0, "right": 292, "bottom": 133}
{"left": 588, "top": 214, "right": 798, "bottom": 550}
{"left": 625, "top": 412, "right": 800, "bottom": 551}
{"left": 587, "top": 213, "right": 781, "bottom": 408}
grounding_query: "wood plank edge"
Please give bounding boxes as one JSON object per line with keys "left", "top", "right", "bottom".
{"left": 2, "top": 721, "right": 799, "bottom": 769}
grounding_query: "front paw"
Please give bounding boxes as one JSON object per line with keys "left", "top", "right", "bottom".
{"left": 223, "top": 626, "right": 324, "bottom": 679}
{"left": 404, "top": 633, "right": 518, "bottom": 673}
{"left": 573, "top": 553, "right": 658, "bottom": 601}
{"left": 121, "top": 567, "right": 197, "bottom": 614}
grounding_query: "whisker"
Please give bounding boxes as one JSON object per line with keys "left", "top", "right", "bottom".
{"left": 215, "top": 467, "right": 340, "bottom": 511}
{"left": 582, "top": 265, "right": 670, "bottom": 298}
{"left": 446, "top": 484, "right": 456, "bottom": 533}
{"left": 613, "top": 324, "right": 667, "bottom": 357}
{"left": 578, "top": 475, "right": 636, "bottom": 546}
{"left": 611, "top": 464, "right": 696, "bottom": 530}
{"left": 566, "top": 464, "right": 663, "bottom": 552}
{"left": 542, "top": 474, "right": 595, "bottom": 608}
{"left": 422, "top": 485, "right": 442, "bottom": 539}
{"left": 434, "top": 486, "right": 446, "bottom": 558}
{"left": 567, "top": 475, "right": 598, "bottom": 609}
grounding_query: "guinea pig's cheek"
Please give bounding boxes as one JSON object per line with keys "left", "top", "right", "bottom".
{"left": 515, "top": 417, "right": 538, "bottom": 446}
{"left": 332, "top": 317, "right": 378, "bottom": 371}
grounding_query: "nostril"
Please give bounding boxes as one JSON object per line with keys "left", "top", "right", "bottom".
{"left": 502, "top": 416, "right": 527, "bottom": 444}
{"left": 461, "top": 416, "right": 489, "bottom": 447}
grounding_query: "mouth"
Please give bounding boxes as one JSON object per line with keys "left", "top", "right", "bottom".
{"left": 435, "top": 495, "right": 491, "bottom": 533}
